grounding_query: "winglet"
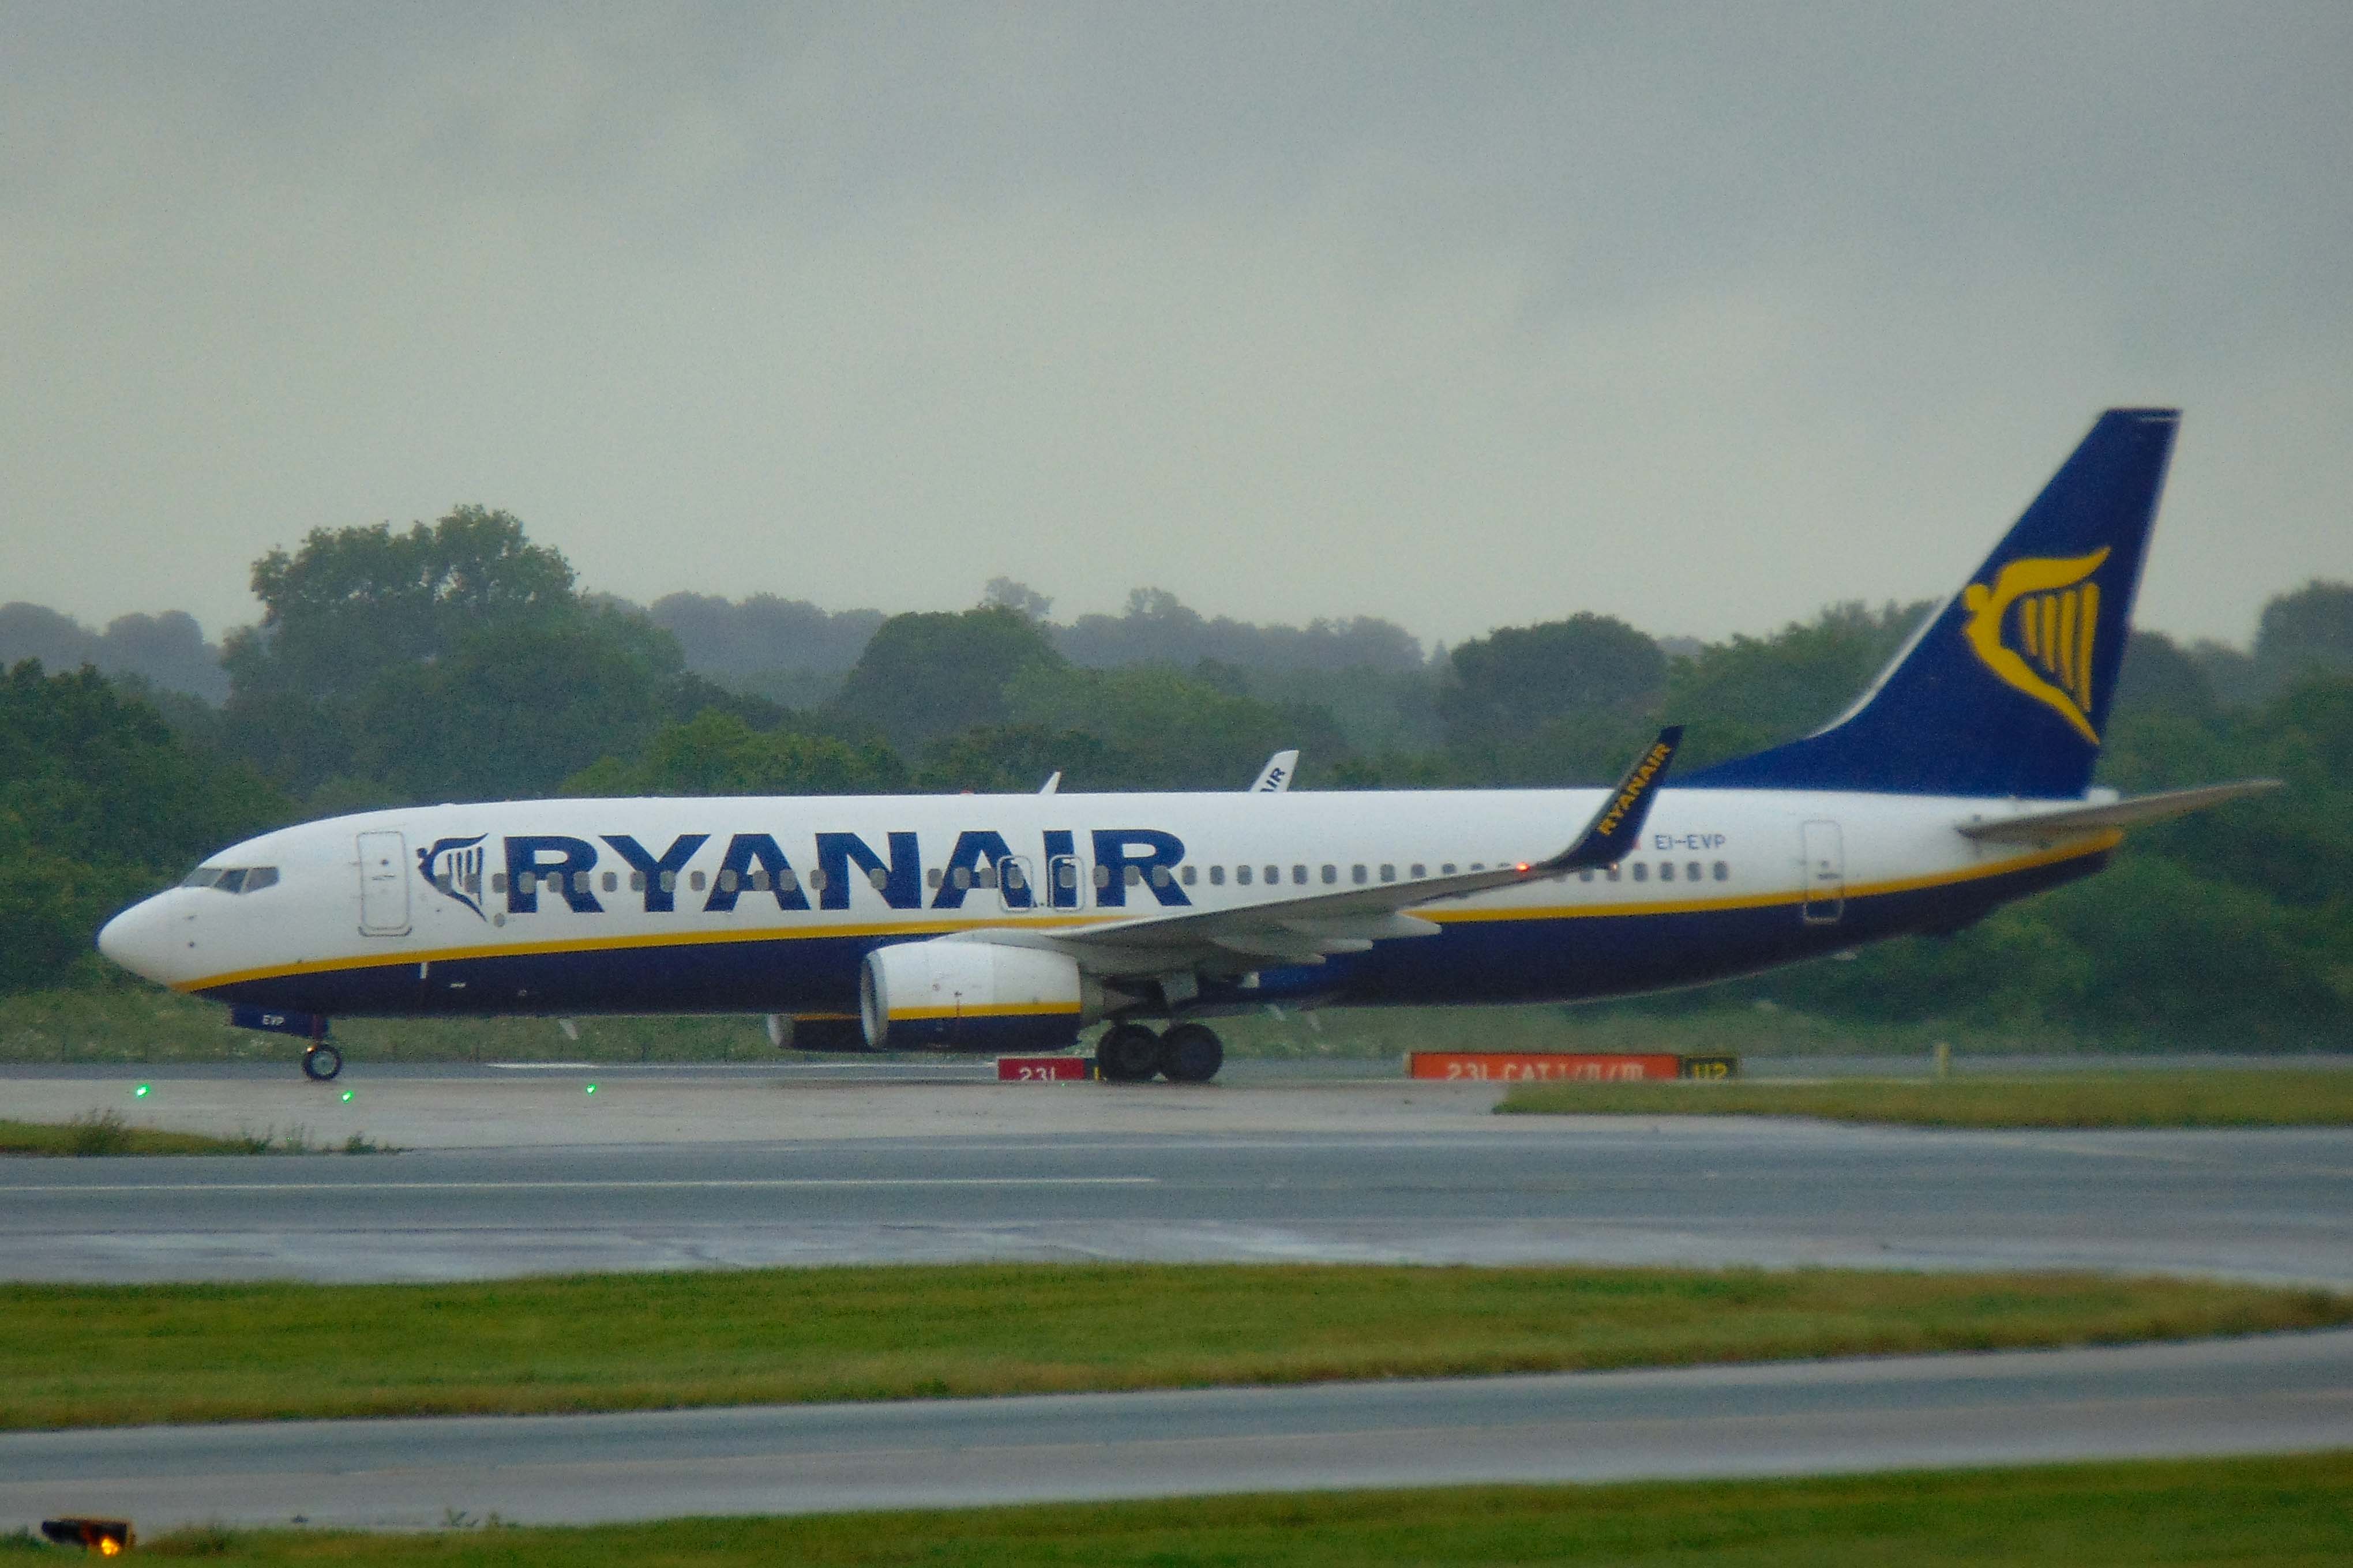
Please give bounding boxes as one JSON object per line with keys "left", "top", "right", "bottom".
{"left": 1249, "top": 750, "right": 1300, "bottom": 792}
{"left": 1542, "top": 727, "right": 1683, "bottom": 873}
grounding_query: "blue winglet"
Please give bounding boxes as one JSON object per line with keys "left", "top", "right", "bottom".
{"left": 1547, "top": 727, "right": 1682, "bottom": 871}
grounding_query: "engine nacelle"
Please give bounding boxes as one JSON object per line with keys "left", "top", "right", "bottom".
{"left": 860, "top": 939, "right": 1093, "bottom": 1051}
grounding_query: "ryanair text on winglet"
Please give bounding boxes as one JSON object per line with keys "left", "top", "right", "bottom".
{"left": 1592, "top": 740, "right": 1675, "bottom": 838}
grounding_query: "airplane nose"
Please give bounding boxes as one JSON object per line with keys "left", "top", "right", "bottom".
{"left": 97, "top": 896, "right": 179, "bottom": 985}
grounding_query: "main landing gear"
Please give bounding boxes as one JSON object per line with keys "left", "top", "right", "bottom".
{"left": 1096, "top": 1021, "right": 1224, "bottom": 1084}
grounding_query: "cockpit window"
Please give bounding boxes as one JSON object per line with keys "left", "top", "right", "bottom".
{"left": 182, "top": 865, "right": 278, "bottom": 893}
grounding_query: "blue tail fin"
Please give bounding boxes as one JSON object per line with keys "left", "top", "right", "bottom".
{"left": 1683, "top": 408, "right": 2179, "bottom": 798}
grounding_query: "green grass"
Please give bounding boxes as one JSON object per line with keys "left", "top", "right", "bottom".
{"left": 1499, "top": 1069, "right": 2353, "bottom": 1127}
{"left": 3, "top": 1263, "right": 2347, "bottom": 1430}
{"left": 103, "top": 1454, "right": 2353, "bottom": 1564}
{"left": 0, "top": 1111, "right": 391, "bottom": 1157}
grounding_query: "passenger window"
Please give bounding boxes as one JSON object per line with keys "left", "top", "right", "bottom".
{"left": 718, "top": 869, "right": 739, "bottom": 893}
{"left": 1442, "top": 863, "right": 1457, "bottom": 876}
{"left": 1151, "top": 866, "right": 1171, "bottom": 888}
{"left": 1631, "top": 863, "right": 1648, "bottom": 882}
{"left": 780, "top": 868, "right": 798, "bottom": 892}
{"left": 1266, "top": 865, "right": 1280, "bottom": 885}
{"left": 602, "top": 871, "right": 617, "bottom": 893}
{"left": 1236, "top": 865, "right": 1251, "bottom": 886}
{"left": 658, "top": 870, "right": 675, "bottom": 893}
{"left": 868, "top": 867, "right": 889, "bottom": 891}
{"left": 1181, "top": 865, "right": 1198, "bottom": 886}
{"left": 1351, "top": 864, "right": 1368, "bottom": 885}
{"left": 1470, "top": 863, "right": 1484, "bottom": 872}
{"left": 1379, "top": 864, "right": 1395, "bottom": 883}
{"left": 436, "top": 872, "right": 454, "bottom": 894}
{"left": 976, "top": 866, "right": 996, "bottom": 889}
{"left": 1210, "top": 865, "right": 1226, "bottom": 886}
{"left": 1125, "top": 865, "right": 1144, "bottom": 887}
{"left": 690, "top": 870, "right": 707, "bottom": 892}
{"left": 1660, "top": 862, "right": 1675, "bottom": 882}
{"left": 953, "top": 866, "right": 973, "bottom": 889}
{"left": 748, "top": 870, "right": 769, "bottom": 892}
{"left": 1410, "top": 863, "right": 1426, "bottom": 879}
{"left": 631, "top": 871, "right": 647, "bottom": 892}
{"left": 1713, "top": 860, "right": 1729, "bottom": 881}
{"left": 1322, "top": 864, "right": 1338, "bottom": 885}
{"left": 1094, "top": 864, "right": 1112, "bottom": 888}
{"left": 992, "top": 865, "right": 1014, "bottom": 892}
{"left": 1605, "top": 865, "right": 1620, "bottom": 882}
{"left": 806, "top": 868, "right": 826, "bottom": 892}
{"left": 1578, "top": 870, "right": 1594, "bottom": 883}
{"left": 927, "top": 867, "right": 945, "bottom": 890}
{"left": 492, "top": 872, "right": 508, "bottom": 894}
{"left": 1056, "top": 863, "right": 1077, "bottom": 890}
{"left": 1292, "top": 865, "right": 1308, "bottom": 886}
{"left": 1688, "top": 861, "right": 1703, "bottom": 882}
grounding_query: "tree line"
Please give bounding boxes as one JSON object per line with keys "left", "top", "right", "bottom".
{"left": 6, "top": 507, "right": 2349, "bottom": 1046}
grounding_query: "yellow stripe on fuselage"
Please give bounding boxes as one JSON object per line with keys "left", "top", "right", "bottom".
{"left": 182, "top": 833, "right": 2118, "bottom": 997}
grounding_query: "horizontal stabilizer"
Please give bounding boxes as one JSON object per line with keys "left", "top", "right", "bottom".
{"left": 1957, "top": 779, "right": 2282, "bottom": 843}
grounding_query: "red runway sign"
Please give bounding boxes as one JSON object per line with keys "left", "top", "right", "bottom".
{"left": 1408, "top": 1052, "right": 1726, "bottom": 1082}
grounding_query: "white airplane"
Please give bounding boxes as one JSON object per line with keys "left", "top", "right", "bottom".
{"left": 99, "top": 409, "right": 2277, "bottom": 1082}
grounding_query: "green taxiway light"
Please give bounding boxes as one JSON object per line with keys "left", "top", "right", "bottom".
{"left": 340, "top": 1089, "right": 354, "bottom": 1103}
{"left": 133, "top": 1084, "right": 150, "bottom": 1099}
{"left": 584, "top": 1082, "right": 598, "bottom": 1095}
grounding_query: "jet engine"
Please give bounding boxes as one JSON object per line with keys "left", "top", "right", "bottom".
{"left": 859, "top": 939, "right": 1101, "bottom": 1051}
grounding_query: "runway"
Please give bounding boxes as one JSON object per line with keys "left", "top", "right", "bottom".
{"left": 3, "top": 1077, "right": 2350, "bottom": 1284}
{"left": 7, "top": 1329, "right": 2351, "bottom": 1531}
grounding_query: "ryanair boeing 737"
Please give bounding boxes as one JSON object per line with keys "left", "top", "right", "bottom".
{"left": 98, "top": 409, "right": 2278, "bottom": 1082}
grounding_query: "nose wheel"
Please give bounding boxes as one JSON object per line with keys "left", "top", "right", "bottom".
{"left": 301, "top": 1043, "right": 344, "bottom": 1081}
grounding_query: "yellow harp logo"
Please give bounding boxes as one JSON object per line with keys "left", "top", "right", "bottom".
{"left": 1961, "top": 548, "right": 2110, "bottom": 744}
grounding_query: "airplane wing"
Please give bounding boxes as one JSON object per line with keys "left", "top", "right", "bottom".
{"left": 1248, "top": 750, "right": 1300, "bottom": 792}
{"left": 1957, "top": 779, "right": 2282, "bottom": 843}
{"left": 1022, "top": 728, "right": 1681, "bottom": 972}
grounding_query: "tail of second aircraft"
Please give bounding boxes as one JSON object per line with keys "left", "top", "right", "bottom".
{"left": 1683, "top": 407, "right": 2179, "bottom": 799}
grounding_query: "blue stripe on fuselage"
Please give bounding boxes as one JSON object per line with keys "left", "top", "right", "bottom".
{"left": 196, "top": 848, "right": 2108, "bottom": 1028}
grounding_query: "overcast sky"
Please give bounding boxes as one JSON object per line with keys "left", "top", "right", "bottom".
{"left": 6, "top": 3, "right": 2349, "bottom": 653}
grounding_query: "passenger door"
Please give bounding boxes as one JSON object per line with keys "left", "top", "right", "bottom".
{"left": 357, "top": 830, "right": 412, "bottom": 937}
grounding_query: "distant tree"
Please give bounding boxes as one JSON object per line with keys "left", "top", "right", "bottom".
{"left": 1002, "top": 662, "right": 1350, "bottom": 790}
{"left": 0, "top": 662, "right": 287, "bottom": 992}
{"left": 224, "top": 506, "right": 576, "bottom": 703}
{"left": 2112, "top": 630, "right": 2219, "bottom": 720}
{"left": 0, "top": 604, "right": 228, "bottom": 702}
{"left": 831, "top": 606, "right": 1065, "bottom": 752}
{"left": 916, "top": 724, "right": 1121, "bottom": 793}
{"left": 2188, "top": 638, "right": 2264, "bottom": 706}
{"left": 564, "top": 710, "right": 907, "bottom": 797}
{"left": 982, "top": 577, "right": 1054, "bottom": 622}
{"left": 1056, "top": 586, "right": 1425, "bottom": 673}
{"left": 2254, "top": 580, "right": 2353, "bottom": 691}
{"left": 1664, "top": 601, "right": 1931, "bottom": 772}
{"left": 1437, "top": 613, "right": 1667, "bottom": 753}
{"left": 646, "top": 592, "right": 885, "bottom": 683}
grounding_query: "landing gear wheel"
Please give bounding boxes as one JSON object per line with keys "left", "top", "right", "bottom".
{"left": 301, "top": 1043, "right": 343, "bottom": 1082}
{"left": 1096, "top": 1023, "right": 1162, "bottom": 1083}
{"left": 1158, "top": 1022, "right": 1224, "bottom": 1084}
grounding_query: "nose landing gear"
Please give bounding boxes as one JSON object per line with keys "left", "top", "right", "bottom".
{"left": 1094, "top": 1021, "right": 1224, "bottom": 1083}
{"left": 301, "top": 1017, "right": 343, "bottom": 1081}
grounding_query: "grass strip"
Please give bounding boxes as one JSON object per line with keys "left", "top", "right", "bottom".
{"left": 0, "top": 1112, "right": 262, "bottom": 1157}
{"left": 1497, "top": 1069, "right": 2353, "bottom": 1127}
{"left": 80, "top": 1453, "right": 2353, "bottom": 1565}
{"left": 0, "top": 1112, "right": 388, "bottom": 1157}
{"left": 3, "top": 1263, "right": 2347, "bottom": 1430}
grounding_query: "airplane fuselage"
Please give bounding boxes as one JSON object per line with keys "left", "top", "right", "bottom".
{"left": 106, "top": 787, "right": 2115, "bottom": 1030}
